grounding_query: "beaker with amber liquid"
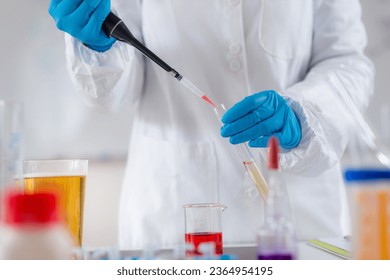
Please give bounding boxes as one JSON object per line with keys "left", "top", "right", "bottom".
{"left": 23, "top": 159, "right": 88, "bottom": 247}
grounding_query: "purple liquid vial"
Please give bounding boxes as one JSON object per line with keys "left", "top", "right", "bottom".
{"left": 257, "top": 251, "right": 295, "bottom": 260}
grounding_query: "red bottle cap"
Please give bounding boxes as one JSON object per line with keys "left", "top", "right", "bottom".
{"left": 3, "top": 191, "right": 59, "bottom": 225}
{"left": 268, "top": 136, "right": 279, "bottom": 170}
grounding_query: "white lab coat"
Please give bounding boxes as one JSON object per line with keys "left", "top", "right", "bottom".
{"left": 64, "top": 0, "right": 374, "bottom": 250}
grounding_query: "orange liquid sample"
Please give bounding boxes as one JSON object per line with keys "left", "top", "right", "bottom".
{"left": 24, "top": 176, "right": 86, "bottom": 247}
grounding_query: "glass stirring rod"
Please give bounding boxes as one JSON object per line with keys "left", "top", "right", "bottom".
{"left": 102, "top": 12, "right": 216, "bottom": 107}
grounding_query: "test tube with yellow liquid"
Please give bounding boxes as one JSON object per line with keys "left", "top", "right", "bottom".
{"left": 214, "top": 104, "right": 269, "bottom": 200}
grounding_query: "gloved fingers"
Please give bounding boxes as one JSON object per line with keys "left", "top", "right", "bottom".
{"left": 221, "top": 105, "right": 280, "bottom": 137}
{"left": 274, "top": 131, "right": 294, "bottom": 149}
{"left": 62, "top": 1, "right": 92, "bottom": 29}
{"left": 49, "top": 0, "right": 83, "bottom": 18}
{"left": 82, "top": 7, "right": 114, "bottom": 46}
{"left": 275, "top": 120, "right": 301, "bottom": 149}
{"left": 91, "top": 0, "right": 111, "bottom": 23}
{"left": 79, "top": 0, "right": 107, "bottom": 27}
{"left": 85, "top": 0, "right": 106, "bottom": 10}
{"left": 222, "top": 105, "right": 277, "bottom": 137}
{"left": 228, "top": 115, "right": 282, "bottom": 144}
{"left": 221, "top": 92, "right": 270, "bottom": 124}
{"left": 48, "top": 0, "right": 62, "bottom": 12}
{"left": 248, "top": 136, "right": 271, "bottom": 148}
{"left": 221, "top": 111, "right": 260, "bottom": 137}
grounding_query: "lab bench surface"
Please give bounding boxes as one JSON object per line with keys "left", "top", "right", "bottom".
{"left": 115, "top": 242, "right": 344, "bottom": 260}
{"left": 225, "top": 242, "right": 344, "bottom": 260}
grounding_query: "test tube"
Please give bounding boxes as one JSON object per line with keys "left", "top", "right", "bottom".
{"left": 213, "top": 104, "right": 269, "bottom": 200}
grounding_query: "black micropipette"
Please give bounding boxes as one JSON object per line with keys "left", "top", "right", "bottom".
{"left": 102, "top": 12, "right": 216, "bottom": 107}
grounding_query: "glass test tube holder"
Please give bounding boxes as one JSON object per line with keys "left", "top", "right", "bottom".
{"left": 213, "top": 104, "right": 269, "bottom": 200}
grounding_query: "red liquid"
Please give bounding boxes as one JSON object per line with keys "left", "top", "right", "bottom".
{"left": 201, "top": 95, "right": 217, "bottom": 107}
{"left": 185, "top": 232, "right": 223, "bottom": 255}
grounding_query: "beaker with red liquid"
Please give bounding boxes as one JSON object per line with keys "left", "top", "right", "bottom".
{"left": 183, "top": 203, "right": 226, "bottom": 256}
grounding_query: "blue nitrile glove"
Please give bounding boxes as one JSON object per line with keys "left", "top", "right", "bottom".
{"left": 48, "top": 0, "right": 115, "bottom": 52}
{"left": 220, "top": 90, "right": 301, "bottom": 149}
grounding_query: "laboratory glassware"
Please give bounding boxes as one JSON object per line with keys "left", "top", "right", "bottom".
{"left": 23, "top": 159, "right": 88, "bottom": 247}
{"left": 344, "top": 169, "right": 390, "bottom": 259}
{"left": 103, "top": 12, "right": 215, "bottom": 107}
{"left": 183, "top": 203, "right": 226, "bottom": 256}
{"left": 214, "top": 104, "right": 269, "bottom": 200}
{"left": 0, "top": 190, "right": 73, "bottom": 260}
{"left": 257, "top": 137, "right": 296, "bottom": 260}
{"left": 0, "top": 100, "right": 24, "bottom": 189}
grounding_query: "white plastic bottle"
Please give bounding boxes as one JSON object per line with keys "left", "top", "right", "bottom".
{"left": 0, "top": 191, "right": 73, "bottom": 260}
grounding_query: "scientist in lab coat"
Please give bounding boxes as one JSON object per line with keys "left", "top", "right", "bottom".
{"left": 49, "top": 0, "right": 374, "bottom": 249}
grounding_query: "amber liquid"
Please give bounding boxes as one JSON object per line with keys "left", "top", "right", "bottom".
{"left": 244, "top": 161, "right": 269, "bottom": 199}
{"left": 24, "top": 176, "right": 86, "bottom": 247}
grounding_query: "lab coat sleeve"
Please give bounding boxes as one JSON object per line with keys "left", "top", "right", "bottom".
{"left": 280, "top": 0, "right": 375, "bottom": 176}
{"left": 64, "top": 0, "right": 144, "bottom": 112}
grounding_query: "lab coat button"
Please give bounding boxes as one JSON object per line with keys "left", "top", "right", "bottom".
{"left": 229, "top": 43, "right": 241, "bottom": 54}
{"left": 229, "top": 60, "right": 241, "bottom": 72}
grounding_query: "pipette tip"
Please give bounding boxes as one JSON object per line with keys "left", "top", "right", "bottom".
{"left": 201, "top": 95, "right": 217, "bottom": 107}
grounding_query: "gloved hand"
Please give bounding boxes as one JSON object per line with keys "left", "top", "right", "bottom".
{"left": 48, "top": 0, "right": 115, "bottom": 52}
{"left": 220, "top": 90, "right": 301, "bottom": 149}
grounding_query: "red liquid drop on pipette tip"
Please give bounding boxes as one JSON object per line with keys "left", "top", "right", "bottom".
{"left": 201, "top": 95, "right": 217, "bottom": 107}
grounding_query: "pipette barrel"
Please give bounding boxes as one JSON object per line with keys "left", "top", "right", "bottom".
{"left": 103, "top": 12, "right": 216, "bottom": 108}
{"left": 179, "top": 77, "right": 216, "bottom": 107}
{"left": 213, "top": 104, "right": 269, "bottom": 200}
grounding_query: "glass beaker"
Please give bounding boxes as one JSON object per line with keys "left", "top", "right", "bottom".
{"left": 0, "top": 100, "right": 24, "bottom": 189}
{"left": 183, "top": 203, "right": 227, "bottom": 256}
{"left": 23, "top": 159, "right": 88, "bottom": 247}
